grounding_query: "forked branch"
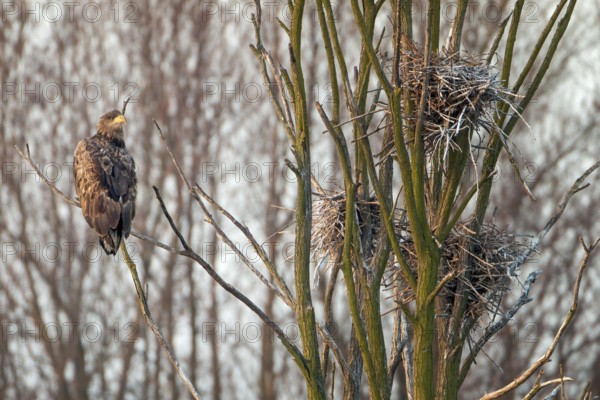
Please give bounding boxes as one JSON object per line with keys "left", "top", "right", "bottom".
{"left": 479, "top": 237, "right": 599, "bottom": 400}
{"left": 151, "top": 185, "right": 311, "bottom": 380}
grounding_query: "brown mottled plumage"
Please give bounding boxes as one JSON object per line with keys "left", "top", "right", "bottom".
{"left": 74, "top": 110, "right": 137, "bottom": 255}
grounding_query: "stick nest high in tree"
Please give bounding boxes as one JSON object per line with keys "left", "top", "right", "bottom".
{"left": 311, "top": 192, "right": 532, "bottom": 320}
{"left": 311, "top": 43, "right": 529, "bottom": 320}
{"left": 398, "top": 41, "right": 511, "bottom": 154}
{"left": 386, "top": 223, "right": 532, "bottom": 319}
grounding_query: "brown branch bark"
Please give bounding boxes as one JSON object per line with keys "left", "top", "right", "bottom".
{"left": 479, "top": 237, "right": 599, "bottom": 400}
{"left": 151, "top": 185, "right": 311, "bottom": 380}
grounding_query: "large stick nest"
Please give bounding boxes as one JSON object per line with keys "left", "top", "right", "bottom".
{"left": 398, "top": 42, "right": 511, "bottom": 153}
{"left": 387, "top": 222, "right": 530, "bottom": 318}
{"left": 311, "top": 193, "right": 531, "bottom": 318}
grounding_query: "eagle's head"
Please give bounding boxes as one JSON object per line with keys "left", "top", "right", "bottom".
{"left": 97, "top": 110, "right": 127, "bottom": 141}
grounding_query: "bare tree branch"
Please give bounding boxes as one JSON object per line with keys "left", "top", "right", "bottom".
{"left": 193, "top": 183, "right": 294, "bottom": 305}
{"left": 506, "top": 161, "right": 600, "bottom": 277}
{"left": 120, "top": 241, "right": 202, "bottom": 400}
{"left": 152, "top": 120, "right": 294, "bottom": 304}
{"left": 522, "top": 369, "right": 573, "bottom": 400}
{"left": 15, "top": 144, "right": 80, "bottom": 207}
{"left": 151, "top": 186, "right": 311, "bottom": 380}
{"left": 317, "top": 322, "right": 349, "bottom": 376}
{"left": 459, "top": 270, "right": 540, "bottom": 384}
{"left": 479, "top": 237, "right": 599, "bottom": 400}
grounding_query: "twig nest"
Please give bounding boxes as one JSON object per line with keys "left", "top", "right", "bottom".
{"left": 399, "top": 42, "right": 511, "bottom": 153}
{"left": 390, "top": 222, "right": 531, "bottom": 318}
{"left": 311, "top": 192, "right": 394, "bottom": 265}
{"left": 311, "top": 192, "right": 532, "bottom": 320}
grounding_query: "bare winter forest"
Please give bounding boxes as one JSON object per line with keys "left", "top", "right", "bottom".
{"left": 1, "top": 1, "right": 600, "bottom": 399}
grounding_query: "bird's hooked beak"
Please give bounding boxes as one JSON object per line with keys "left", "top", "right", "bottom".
{"left": 113, "top": 115, "right": 127, "bottom": 125}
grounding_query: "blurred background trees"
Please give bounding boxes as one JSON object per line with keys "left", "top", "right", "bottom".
{"left": 1, "top": 1, "right": 599, "bottom": 399}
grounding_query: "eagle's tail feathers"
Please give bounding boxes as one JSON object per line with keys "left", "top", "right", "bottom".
{"left": 99, "top": 229, "right": 122, "bottom": 256}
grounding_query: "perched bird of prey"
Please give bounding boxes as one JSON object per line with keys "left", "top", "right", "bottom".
{"left": 74, "top": 110, "right": 137, "bottom": 255}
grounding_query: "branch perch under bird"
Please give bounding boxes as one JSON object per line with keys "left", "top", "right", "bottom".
{"left": 14, "top": 105, "right": 203, "bottom": 399}
{"left": 120, "top": 242, "right": 202, "bottom": 400}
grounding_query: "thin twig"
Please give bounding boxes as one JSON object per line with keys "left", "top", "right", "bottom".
{"left": 496, "top": 130, "right": 536, "bottom": 200}
{"left": 522, "top": 370, "right": 545, "bottom": 400}
{"left": 426, "top": 270, "right": 459, "bottom": 305}
{"left": 486, "top": 13, "right": 513, "bottom": 65}
{"left": 479, "top": 237, "right": 598, "bottom": 400}
{"left": 120, "top": 241, "right": 202, "bottom": 400}
{"left": 401, "top": 311, "right": 414, "bottom": 399}
{"left": 506, "top": 161, "right": 600, "bottom": 277}
{"left": 153, "top": 120, "right": 293, "bottom": 304}
{"left": 577, "top": 381, "right": 591, "bottom": 400}
{"left": 129, "top": 231, "right": 184, "bottom": 254}
{"left": 317, "top": 322, "right": 349, "bottom": 376}
{"left": 152, "top": 186, "right": 311, "bottom": 380}
{"left": 121, "top": 96, "right": 132, "bottom": 115}
{"left": 459, "top": 270, "right": 539, "bottom": 385}
{"left": 15, "top": 144, "right": 80, "bottom": 207}
{"left": 387, "top": 283, "right": 406, "bottom": 385}
{"left": 192, "top": 183, "right": 294, "bottom": 304}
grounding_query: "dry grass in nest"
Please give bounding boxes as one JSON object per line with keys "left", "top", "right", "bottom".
{"left": 397, "top": 42, "right": 511, "bottom": 154}
{"left": 312, "top": 192, "right": 531, "bottom": 319}
{"left": 311, "top": 192, "right": 393, "bottom": 267}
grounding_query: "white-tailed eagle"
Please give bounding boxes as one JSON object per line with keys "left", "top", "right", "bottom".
{"left": 74, "top": 110, "right": 137, "bottom": 255}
